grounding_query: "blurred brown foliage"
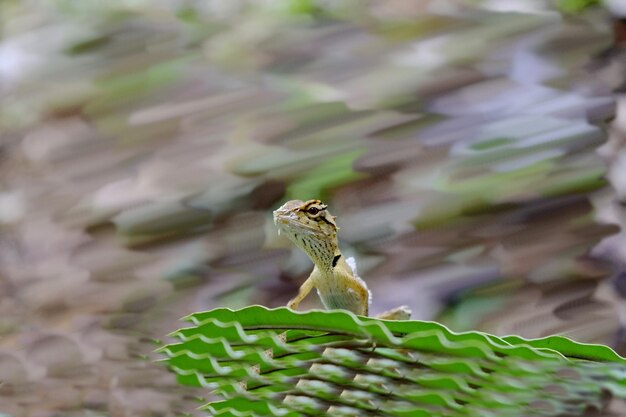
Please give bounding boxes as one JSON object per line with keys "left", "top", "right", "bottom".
{"left": 1, "top": 1, "right": 625, "bottom": 416}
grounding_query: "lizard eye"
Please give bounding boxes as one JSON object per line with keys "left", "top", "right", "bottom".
{"left": 307, "top": 206, "right": 320, "bottom": 215}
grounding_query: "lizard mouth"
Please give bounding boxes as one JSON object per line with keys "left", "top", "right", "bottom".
{"left": 273, "top": 211, "right": 323, "bottom": 236}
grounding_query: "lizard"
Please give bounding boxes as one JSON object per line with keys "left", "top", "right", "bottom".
{"left": 273, "top": 199, "right": 411, "bottom": 320}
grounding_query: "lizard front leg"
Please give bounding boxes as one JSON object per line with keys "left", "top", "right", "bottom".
{"left": 287, "top": 274, "right": 315, "bottom": 310}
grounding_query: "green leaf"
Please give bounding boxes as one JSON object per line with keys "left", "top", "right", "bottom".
{"left": 160, "top": 306, "right": 626, "bottom": 416}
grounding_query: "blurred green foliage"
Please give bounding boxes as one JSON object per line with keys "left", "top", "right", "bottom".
{"left": 558, "top": 0, "right": 601, "bottom": 13}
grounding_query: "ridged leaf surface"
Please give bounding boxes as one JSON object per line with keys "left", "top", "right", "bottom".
{"left": 159, "top": 306, "right": 626, "bottom": 416}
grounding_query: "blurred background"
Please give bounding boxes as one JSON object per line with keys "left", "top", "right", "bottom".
{"left": 3, "top": 0, "right": 626, "bottom": 416}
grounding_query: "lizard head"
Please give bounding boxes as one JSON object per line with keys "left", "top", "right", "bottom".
{"left": 273, "top": 199, "right": 339, "bottom": 267}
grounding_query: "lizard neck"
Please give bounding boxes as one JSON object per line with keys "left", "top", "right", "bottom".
{"left": 314, "top": 250, "right": 357, "bottom": 284}
{"left": 301, "top": 236, "right": 342, "bottom": 275}
{"left": 318, "top": 250, "right": 344, "bottom": 274}
{"left": 311, "top": 249, "right": 342, "bottom": 274}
